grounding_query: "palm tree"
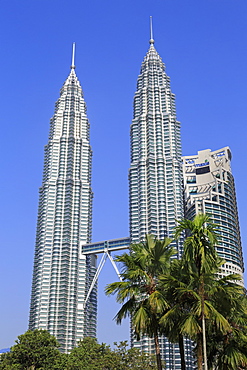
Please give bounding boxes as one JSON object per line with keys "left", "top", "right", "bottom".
{"left": 159, "top": 258, "right": 190, "bottom": 370}
{"left": 174, "top": 213, "right": 220, "bottom": 370}
{"left": 159, "top": 253, "right": 231, "bottom": 370}
{"left": 105, "top": 234, "right": 176, "bottom": 370}
{"left": 206, "top": 280, "right": 247, "bottom": 369}
{"left": 174, "top": 213, "right": 219, "bottom": 275}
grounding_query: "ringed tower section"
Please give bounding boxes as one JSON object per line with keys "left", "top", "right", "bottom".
{"left": 29, "top": 44, "right": 97, "bottom": 352}
{"left": 129, "top": 22, "right": 184, "bottom": 254}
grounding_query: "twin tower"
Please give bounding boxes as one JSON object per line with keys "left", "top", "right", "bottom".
{"left": 29, "top": 32, "right": 244, "bottom": 369}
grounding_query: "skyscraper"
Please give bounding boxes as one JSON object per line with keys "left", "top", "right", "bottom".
{"left": 129, "top": 23, "right": 194, "bottom": 369}
{"left": 129, "top": 26, "right": 184, "bottom": 248}
{"left": 183, "top": 147, "right": 244, "bottom": 281}
{"left": 29, "top": 45, "right": 97, "bottom": 353}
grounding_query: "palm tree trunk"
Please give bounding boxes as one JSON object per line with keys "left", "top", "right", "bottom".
{"left": 154, "top": 329, "right": 163, "bottom": 370}
{"left": 178, "top": 334, "right": 186, "bottom": 370}
{"left": 197, "top": 332, "right": 203, "bottom": 370}
{"left": 200, "top": 280, "right": 208, "bottom": 370}
{"left": 202, "top": 315, "right": 208, "bottom": 370}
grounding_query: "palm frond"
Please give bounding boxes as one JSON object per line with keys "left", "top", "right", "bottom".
{"left": 114, "top": 296, "right": 137, "bottom": 324}
{"left": 148, "top": 290, "right": 169, "bottom": 313}
{"left": 180, "top": 314, "right": 201, "bottom": 338}
{"left": 204, "top": 300, "right": 231, "bottom": 333}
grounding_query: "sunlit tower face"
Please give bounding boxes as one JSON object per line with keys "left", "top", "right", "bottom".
{"left": 29, "top": 46, "right": 97, "bottom": 353}
{"left": 129, "top": 34, "right": 184, "bottom": 255}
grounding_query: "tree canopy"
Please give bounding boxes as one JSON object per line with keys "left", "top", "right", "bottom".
{"left": 0, "top": 333, "right": 157, "bottom": 370}
{"left": 0, "top": 329, "right": 60, "bottom": 369}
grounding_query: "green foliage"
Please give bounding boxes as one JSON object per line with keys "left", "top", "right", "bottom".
{"left": 0, "top": 329, "right": 61, "bottom": 369}
{"left": 206, "top": 290, "right": 247, "bottom": 369}
{"left": 113, "top": 341, "right": 157, "bottom": 369}
{"left": 175, "top": 213, "right": 220, "bottom": 275}
{"left": 105, "top": 234, "right": 175, "bottom": 339}
{"left": 0, "top": 334, "right": 157, "bottom": 370}
{"left": 66, "top": 338, "right": 157, "bottom": 370}
{"left": 66, "top": 337, "right": 116, "bottom": 369}
{"left": 173, "top": 213, "right": 247, "bottom": 369}
{"left": 52, "top": 353, "right": 68, "bottom": 370}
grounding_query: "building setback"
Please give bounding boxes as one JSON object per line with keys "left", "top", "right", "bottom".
{"left": 183, "top": 147, "right": 244, "bottom": 281}
{"left": 129, "top": 30, "right": 194, "bottom": 369}
{"left": 29, "top": 46, "right": 97, "bottom": 353}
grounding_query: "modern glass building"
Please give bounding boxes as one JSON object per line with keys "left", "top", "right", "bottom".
{"left": 129, "top": 30, "right": 194, "bottom": 369}
{"left": 29, "top": 46, "right": 97, "bottom": 352}
{"left": 183, "top": 147, "right": 244, "bottom": 281}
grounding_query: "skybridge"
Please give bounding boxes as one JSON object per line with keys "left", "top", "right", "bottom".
{"left": 81, "top": 237, "right": 130, "bottom": 255}
{"left": 81, "top": 237, "right": 130, "bottom": 305}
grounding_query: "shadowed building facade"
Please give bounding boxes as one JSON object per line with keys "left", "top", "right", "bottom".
{"left": 29, "top": 46, "right": 97, "bottom": 352}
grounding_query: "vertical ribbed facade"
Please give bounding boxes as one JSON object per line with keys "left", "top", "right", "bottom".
{"left": 129, "top": 39, "right": 184, "bottom": 252}
{"left": 183, "top": 147, "right": 244, "bottom": 282}
{"left": 129, "top": 39, "right": 193, "bottom": 369}
{"left": 29, "top": 61, "right": 97, "bottom": 352}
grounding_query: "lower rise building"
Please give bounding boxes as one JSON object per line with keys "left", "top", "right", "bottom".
{"left": 183, "top": 147, "right": 244, "bottom": 281}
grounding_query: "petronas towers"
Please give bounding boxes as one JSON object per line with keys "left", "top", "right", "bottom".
{"left": 130, "top": 36, "right": 184, "bottom": 250}
{"left": 29, "top": 47, "right": 97, "bottom": 352}
{"left": 29, "top": 24, "right": 243, "bottom": 368}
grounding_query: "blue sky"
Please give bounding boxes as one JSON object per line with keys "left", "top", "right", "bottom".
{"left": 0, "top": 0, "right": 247, "bottom": 349}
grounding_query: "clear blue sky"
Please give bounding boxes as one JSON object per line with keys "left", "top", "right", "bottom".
{"left": 0, "top": 0, "right": 247, "bottom": 350}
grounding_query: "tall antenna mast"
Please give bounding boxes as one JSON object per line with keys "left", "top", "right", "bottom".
{"left": 149, "top": 16, "right": 154, "bottom": 44}
{"left": 71, "top": 42, "right": 75, "bottom": 69}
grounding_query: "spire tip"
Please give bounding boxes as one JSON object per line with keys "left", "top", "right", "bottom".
{"left": 149, "top": 16, "right": 154, "bottom": 44}
{"left": 71, "top": 43, "right": 75, "bottom": 69}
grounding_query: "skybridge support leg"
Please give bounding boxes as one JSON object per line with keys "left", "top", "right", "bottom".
{"left": 106, "top": 250, "right": 122, "bottom": 281}
{"left": 83, "top": 250, "right": 122, "bottom": 306}
{"left": 84, "top": 252, "right": 107, "bottom": 306}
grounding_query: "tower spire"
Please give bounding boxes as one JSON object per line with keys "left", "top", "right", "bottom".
{"left": 71, "top": 42, "right": 75, "bottom": 69}
{"left": 149, "top": 16, "right": 154, "bottom": 44}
